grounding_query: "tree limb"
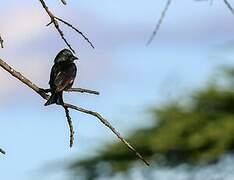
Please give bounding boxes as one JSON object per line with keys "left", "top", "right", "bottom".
{"left": 40, "top": 88, "right": 99, "bottom": 95}
{"left": 38, "top": 0, "right": 94, "bottom": 53}
{"left": 0, "top": 58, "right": 150, "bottom": 166}
{"left": 66, "top": 88, "right": 100, "bottom": 95}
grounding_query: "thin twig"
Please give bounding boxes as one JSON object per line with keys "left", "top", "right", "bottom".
{"left": 65, "top": 103, "right": 150, "bottom": 166}
{"left": 64, "top": 106, "right": 74, "bottom": 147}
{"left": 38, "top": 0, "right": 75, "bottom": 53}
{"left": 41, "top": 88, "right": 100, "bottom": 95}
{"left": 0, "top": 35, "right": 4, "bottom": 48}
{"left": 223, "top": 0, "right": 234, "bottom": 15}
{"left": 55, "top": 17, "right": 95, "bottom": 49}
{"left": 38, "top": 0, "right": 94, "bottom": 53}
{"left": 66, "top": 88, "right": 100, "bottom": 95}
{"left": 0, "top": 148, "right": 6, "bottom": 155}
{"left": 147, "top": 0, "right": 172, "bottom": 45}
{"left": 0, "top": 58, "right": 150, "bottom": 166}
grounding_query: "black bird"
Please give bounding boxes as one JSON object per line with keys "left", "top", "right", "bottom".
{"left": 45, "top": 49, "right": 78, "bottom": 106}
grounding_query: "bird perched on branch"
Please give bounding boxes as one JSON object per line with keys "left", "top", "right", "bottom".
{"left": 45, "top": 49, "right": 78, "bottom": 106}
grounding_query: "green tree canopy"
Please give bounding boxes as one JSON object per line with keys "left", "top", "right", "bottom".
{"left": 67, "top": 67, "right": 234, "bottom": 179}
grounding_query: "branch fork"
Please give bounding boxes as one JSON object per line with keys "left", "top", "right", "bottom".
{"left": 0, "top": 58, "right": 150, "bottom": 166}
{"left": 39, "top": 0, "right": 94, "bottom": 53}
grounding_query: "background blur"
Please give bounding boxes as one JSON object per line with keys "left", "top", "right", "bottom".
{"left": 1, "top": 0, "right": 234, "bottom": 180}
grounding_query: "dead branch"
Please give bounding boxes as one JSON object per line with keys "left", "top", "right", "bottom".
{"left": 41, "top": 88, "right": 100, "bottom": 95}
{"left": 147, "top": 0, "right": 234, "bottom": 45}
{"left": 38, "top": 0, "right": 94, "bottom": 54}
{"left": 147, "top": 0, "right": 172, "bottom": 45}
{"left": 223, "top": 0, "right": 234, "bottom": 15}
{"left": 0, "top": 58, "right": 150, "bottom": 166}
{"left": 54, "top": 17, "right": 95, "bottom": 49}
{"left": 66, "top": 88, "right": 100, "bottom": 95}
{"left": 65, "top": 103, "right": 150, "bottom": 166}
{"left": 0, "top": 148, "right": 6, "bottom": 155}
{"left": 0, "top": 35, "right": 3, "bottom": 48}
{"left": 38, "top": 0, "right": 74, "bottom": 53}
{"left": 64, "top": 106, "right": 74, "bottom": 147}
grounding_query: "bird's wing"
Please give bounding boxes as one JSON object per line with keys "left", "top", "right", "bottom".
{"left": 53, "top": 65, "right": 77, "bottom": 92}
{"left": 49, "top": 64, "right": 60, "bottom": 86}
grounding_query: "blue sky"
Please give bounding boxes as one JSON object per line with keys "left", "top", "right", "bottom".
{"left": 1, "top": 0, "right": 234, "bottom": 180}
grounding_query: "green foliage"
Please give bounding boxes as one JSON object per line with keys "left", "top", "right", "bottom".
{"left": 68, "top": 67, "right": 234, "bottom": 178}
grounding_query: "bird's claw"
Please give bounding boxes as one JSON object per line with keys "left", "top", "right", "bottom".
{"left": 39, "top": 88, "right": 51, "bottom": 94}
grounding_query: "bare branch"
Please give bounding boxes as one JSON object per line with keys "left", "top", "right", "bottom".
{"left": 223, "top": 0, "right": 234, "bottom": 15}
{"left": 65, "top": 103, "right": 150, "bottom": 166}
{"left": 64, "top": 106, "right": 74, "bottom": 147}
{"left": 61, "top": 0, "right": 67, "bottom": 5}
{"left": 0, "top": 148, "right": 6, "bottom": 155}
{"left": 41, "top": 88, "right": 100, "bottom": 95}
{"left": 66, "top": 88, "right": 100, "bottom": 95}
{"left": 55, "top": 17, "right": 95, "bottom": 49}
{"left": 0, "top": 58, "right": 150, "bottom": 166}
{"left": 38, "top": 0, "right": 94, "bottom": 53}
{"left": 147, "top": 0, "right": 172, "bottom": 45}
{"left": 0, "top": 35, "right": 4, "bottom": 48}
{"left": 39, "top": 0, "right": 75, "bottom": 53}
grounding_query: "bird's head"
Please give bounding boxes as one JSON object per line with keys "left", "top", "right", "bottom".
{"left": 54, "top": 49, "right": 78, "bottom": 64}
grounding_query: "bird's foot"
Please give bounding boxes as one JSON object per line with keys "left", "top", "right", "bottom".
{"left": 39, "top": 88, "right": 51, "bottom": 94}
